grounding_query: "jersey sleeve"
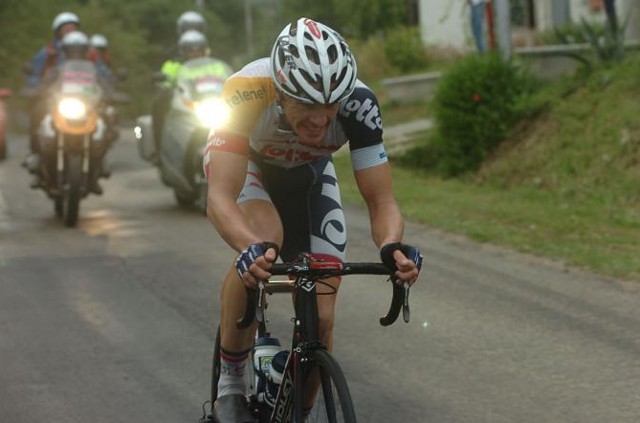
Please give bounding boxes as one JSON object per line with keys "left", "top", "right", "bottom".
{"left": 338, "top": 85, "right": 384, "bottom": 151}
{"left": 205, "top": 74, "right": 274, "bottom": 156}
{"left": 338, "top": 85, "right": 389, "bottom": 170}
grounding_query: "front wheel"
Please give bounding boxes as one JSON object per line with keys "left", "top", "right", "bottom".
{"left": 302, "top": 349, "right": 357, "bottom": 423}
{"left": 54, "top": 197, "right": 63, "bottom": 217}
{"left": 63, "top": 154, "right": 83, "bottom": 227}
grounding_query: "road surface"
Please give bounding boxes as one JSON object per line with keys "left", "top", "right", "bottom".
{"left": 1, "top": 128, "right": 638, "bottom": 423}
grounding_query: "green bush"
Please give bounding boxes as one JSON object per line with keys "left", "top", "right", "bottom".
{"left": 428, "top": 53, "right": 535, "bottom": 176}
{"left": 383, "top": 26, "right": 428, "bottom": 73}
{"left": 349, "top": 36, "right": 394, "bottom": 84}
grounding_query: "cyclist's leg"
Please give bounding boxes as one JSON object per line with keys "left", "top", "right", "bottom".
{"left": 267, "top": 157, "right": 348, "bottom": 415}
{"left": 215, "top": 163, "right": 283, "bottom": 422}
{"left": 219, "top": 160, "right": 283, "bottom": 355}
{"left": 218, "top": 199, "right": 282, "bottom": 377}
{"left": 307, "top": 157, "right": 347, "bottom": 352}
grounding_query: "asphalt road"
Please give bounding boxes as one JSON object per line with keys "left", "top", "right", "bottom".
{"left": 1, "top": 128, "right": 639, "bottom": 423}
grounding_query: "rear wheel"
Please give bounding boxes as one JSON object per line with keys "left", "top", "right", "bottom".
{"left": 302, "top": 349, "right": 357, "bottom": 423}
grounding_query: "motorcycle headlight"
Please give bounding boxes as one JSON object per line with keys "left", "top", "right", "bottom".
{"left": 58, "top": 98, "right": 87, "bottom": 120}
{"left": 194, "top": 99, "right": 229, "bottom": 129}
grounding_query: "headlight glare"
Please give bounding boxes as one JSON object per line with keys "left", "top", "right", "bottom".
{"left": 58, "top": 98, "right": 87, "bottom": 120}
{"left": 195, "top": 99, "right": 230, "bottom": 129}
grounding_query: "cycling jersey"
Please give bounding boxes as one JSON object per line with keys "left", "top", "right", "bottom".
{"left": 204, "top": 57, "right": 390, "bottom": 261}
{"left": 204, "top": 57, "right": 388, "bottom": 171}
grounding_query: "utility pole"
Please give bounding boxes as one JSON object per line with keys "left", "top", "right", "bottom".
{"left": 245, "top": 0, "right": 255, "bottom": 57}
{"left": 492, "top": 0, "right": 512, "bottom": 60}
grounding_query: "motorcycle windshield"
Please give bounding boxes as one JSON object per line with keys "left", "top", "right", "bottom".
{"left": 176, "top": 57, "right": 230, "bottom": 102}
{"left": 56, "top": 59, "right": 102, "bottom": 102}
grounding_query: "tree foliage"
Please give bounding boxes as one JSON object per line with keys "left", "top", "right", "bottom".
{"left": 0, "top": 0, "right": 412, "bottom": 116}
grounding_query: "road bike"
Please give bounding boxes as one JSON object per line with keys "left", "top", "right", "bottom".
{"left": 200, "top": 252, "right": 411, "bottom": 423}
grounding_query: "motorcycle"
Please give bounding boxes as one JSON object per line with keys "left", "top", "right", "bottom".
{"left": 31, "top": 58, "right": 119, "bottom": 227}
{"left": 0, "top": 88, "right": 11, "bottom": 160}
{"left": 135, "top": 56, "right": 229, "bottom": 211}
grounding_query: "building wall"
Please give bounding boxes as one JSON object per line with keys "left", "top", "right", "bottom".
{"left": 418, "top": 0, "right": 474, "bottom": 51}
{"left": 418, "top": 0, "right": 639, "bottom": 51}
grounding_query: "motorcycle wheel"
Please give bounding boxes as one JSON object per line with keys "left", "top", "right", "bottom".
{"left": 197, "top": 184, "right": 207, "bottom": 215}
{"left": 0, "top": 135, "right": 6, "bottom": 160}
{"left": 54, "top": 197, "right": 63, "bottom": 217}
{"left": 174, "top": 190, "right": 195, "bottom": 207}
{"left": 63, "top": 155, "right": 83, "bottom": 227}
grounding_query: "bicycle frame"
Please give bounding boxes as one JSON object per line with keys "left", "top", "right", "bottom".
{"left": 236, "top": 253, "right": 411, "bottom": 423}
{"left": 266, "top": 274, "right": 324, "bottom": 423}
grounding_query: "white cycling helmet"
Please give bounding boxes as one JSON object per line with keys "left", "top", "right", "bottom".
{"left": 52, "top": 12, "right": 80, "bottom": 33}
{"left": 177, "top": 11, "right": 206, "bottom": 36}
{"left": 270, "top": 18, "right": 357, "bottom": 104}
{"left": 90, "top": 34, "right": 108, "bottom": 49}
{"left": 61, "top": 30, "right": 89, "bottom": 58}
{"left": 178, "top": 29, "right": 208, "bottom": 56}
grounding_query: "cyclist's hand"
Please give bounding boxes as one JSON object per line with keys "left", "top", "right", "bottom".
{"left": 235, "top": 242, "right": 279, "bottom": 288}
{"left": 380, "top": 242, "right": 423, "bottom": 286}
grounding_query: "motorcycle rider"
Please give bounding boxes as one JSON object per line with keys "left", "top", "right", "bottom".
{"left": 89, "top": 34, "right": 114, "bottom": 80}
{"left": 24, "top": 12, "right": 80, "bottom": 186}
{"left": 88, "top": 33, "right": 124, "bottom": 148}
{"left": 152, "top": 10, "right": 208, "bottom": 157}
{"left": 156, "top": 29, "right": 233, "bottom": 160}
{"left": 36, "top": 30, "right": 106, "bottom": 195}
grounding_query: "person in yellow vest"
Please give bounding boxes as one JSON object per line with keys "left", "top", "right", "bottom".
{"left": 175, "top": 29, "right": 233, "bottom": 77}
{"left": 155, "top": 29, "right": 233, "bottom": 158}
{"left": 152, "top": 11, "right": 209, "bottom": 154}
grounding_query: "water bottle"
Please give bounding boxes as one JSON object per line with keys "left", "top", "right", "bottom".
{"left": 265, "top": 350, "right": 290, "bottom": 404}
{"left": 252, "top": 335, "right": 282, "bottom": 405}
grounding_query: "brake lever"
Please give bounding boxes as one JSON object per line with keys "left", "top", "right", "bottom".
{"left": 402, "top": 282, "right": 410, "bottom": 323}
{"left": 255, "top": 281, "right": 265, "bottom": 324}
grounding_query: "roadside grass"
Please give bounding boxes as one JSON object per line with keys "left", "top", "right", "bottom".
{"left": 335, "top": 53, "right": 640, "bottom": 282}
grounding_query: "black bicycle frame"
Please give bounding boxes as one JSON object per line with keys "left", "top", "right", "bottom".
{"left": 269, "top": 274, "right": 321, "bottom": 423}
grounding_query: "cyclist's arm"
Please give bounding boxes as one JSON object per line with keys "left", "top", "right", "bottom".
{"left": 205, "top": 140, "right": 262, "bottom": 253}
{"left": 353, "top": 162, "right": 404, "bottom": 249}
{"left": 354, "top": 163, "right": 420, "bottom": 284}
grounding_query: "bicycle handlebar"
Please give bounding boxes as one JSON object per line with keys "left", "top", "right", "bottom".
{"left": 236, "top": 259, "right": 411, "bottom": 330}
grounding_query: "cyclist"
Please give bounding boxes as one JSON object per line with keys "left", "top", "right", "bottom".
{"left": 204, "top": 17, "right": 423, "bottom": 423}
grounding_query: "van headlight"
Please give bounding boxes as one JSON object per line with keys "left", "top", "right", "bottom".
{"left": 194, "top": 99, "right": 229, "bottom": 129}
{"left": 58, "top": 98, "right": 87, "bottom": 120}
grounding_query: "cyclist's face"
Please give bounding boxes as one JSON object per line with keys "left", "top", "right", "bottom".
{"left": 281, "top": 95, "right": 340, "bottom": 144}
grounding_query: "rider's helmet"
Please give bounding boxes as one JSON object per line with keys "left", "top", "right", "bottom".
{"left": 178, "top": 29, "right": 209, "bottom": 58}
{"left": 176, "top": 11, "right": 207, "bottom": 36}
{"left": 270, "top": 17, "right": 358, "bottom": 104}
{"left": 90, "top": 34, "right": 108, "bottom": 50}
{"left": 52, "top": 12, "right": 80, "bottom": 37}
{"left": 61, "top": 31, "right": 90, "bottom": 59}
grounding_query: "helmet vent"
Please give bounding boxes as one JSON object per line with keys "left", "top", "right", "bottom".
{"left": 305, "top": 47, "right": 320, "bottom": 65}
{"left": 327, "top": 45, "right": 338, "bottom": 63}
